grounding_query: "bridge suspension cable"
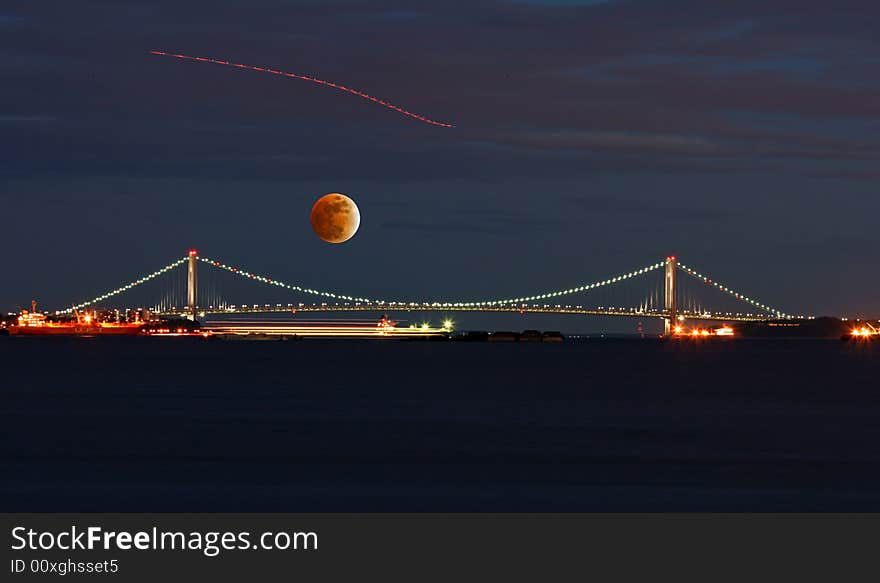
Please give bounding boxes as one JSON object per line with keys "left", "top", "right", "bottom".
{"left": 55, "top": 253, "right": 790, "bottom": 320}
{"left": 676, "top": 262, "right": 788, "bottom": 318}
{"left": 198, "top": 255, "right": 665, "bottom": 307}
{"left": 198, "top": 256, "right": 373, "bottom": 303}
{"left": 59, "top": 258, "right": 189, "bottom": 313}
{"left": 479, "top": 261, "right": 665, "bottom": 306}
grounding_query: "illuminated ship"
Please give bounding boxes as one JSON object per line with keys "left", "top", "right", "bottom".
{"left": 843, "top": 322, "right": 878, "bottom": 341}
{"left": 203, "top": 315, "right": 453, "bottom": 339}
{"left": 669, "top": 323, "right": 735, "bottom": 338}
{"left": 7, "top": 301, "right": 144, "bottom": 336}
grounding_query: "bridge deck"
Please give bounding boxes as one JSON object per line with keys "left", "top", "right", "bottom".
{"left": 155, "top": 305, "right": 774, "bottom": 322}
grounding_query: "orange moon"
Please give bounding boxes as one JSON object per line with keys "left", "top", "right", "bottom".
{"left": 310, "top": 193, "right": 361, "bottom": 244}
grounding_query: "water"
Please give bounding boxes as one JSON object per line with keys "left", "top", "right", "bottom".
{"left": 2, "top": 337, "right": 879, "bottom": 511}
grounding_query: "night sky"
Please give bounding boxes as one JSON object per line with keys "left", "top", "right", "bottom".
{"left": 2, "top": 1, "right": 878, "bottom": 326}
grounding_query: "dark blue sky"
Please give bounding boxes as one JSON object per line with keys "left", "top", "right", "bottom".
{"left": 1, "top": 0, "right": 878, "bottom": 325}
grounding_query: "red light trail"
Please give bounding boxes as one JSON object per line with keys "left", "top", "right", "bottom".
{"left": 150, "top": 50, "right": 454, "bottom": 128}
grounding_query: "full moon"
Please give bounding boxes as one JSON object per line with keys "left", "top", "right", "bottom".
{"left": 310, "top": 193, "right": 361, "bottom": 244}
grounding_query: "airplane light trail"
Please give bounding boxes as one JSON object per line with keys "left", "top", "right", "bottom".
{"left": 150, "top": 50, "right": 454, "bottom": 128}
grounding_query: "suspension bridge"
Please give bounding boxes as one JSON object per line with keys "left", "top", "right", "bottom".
{"left": 53, "top": 250, "right": 806, "bottom": 333}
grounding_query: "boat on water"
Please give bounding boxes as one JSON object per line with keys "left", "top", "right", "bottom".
{"left": 7, "top": 301, "right": 144, "bottom": 337}
{"left": 202, "top": 314, "right": 452, "bottom": 340}
{"left": 667, "top": 323, "right": 735, "bottom": 339}
{"left": 841, "top": 322, "right": 878, "bottom": 341}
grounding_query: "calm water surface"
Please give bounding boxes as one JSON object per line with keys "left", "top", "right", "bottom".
{"left": 2, "top": 337, "right": 879, "bottom": 511}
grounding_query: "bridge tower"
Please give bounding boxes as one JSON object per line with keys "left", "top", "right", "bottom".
{"left": 664, "top": 255, "right": 677, "bottom": 334}
{"left": 187, "top": 249, "right": 198, "bottom": 321}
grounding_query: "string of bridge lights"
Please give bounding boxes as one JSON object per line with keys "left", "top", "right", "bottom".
{"left": 58, "top": 255, "right": 789, "bottom": 318}
{"left": 482, "top": 262, "right": 666, "bottom": 306}
{"left": 59, "top": 258, "right": 188, "bottom": 314}
{"left": 199, "top": 256, "right": 373, "bottom": 303}
{"left": 676, "top": 262, "right": 788, "bottom": 318}
{"left": 200, "top": 256, "right": 666, "bottom": 307}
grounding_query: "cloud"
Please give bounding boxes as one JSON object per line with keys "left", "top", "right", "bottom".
{"left": 382, "top": 209, "right": 563, "bottom": 236}
{"left": 0, "top": 13, "right": 25, "bottom": 27}
{"left": 493, "top": 129, "right": 722, "bottom": 155}
{"left": 565, "top": 195, "right": 738, "bottom": 221}
{"left": 510, "top": 0, "right": 610, "bottom": 6}
{"left": 0, "top": 114, "right": 55, "bottom": 123}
